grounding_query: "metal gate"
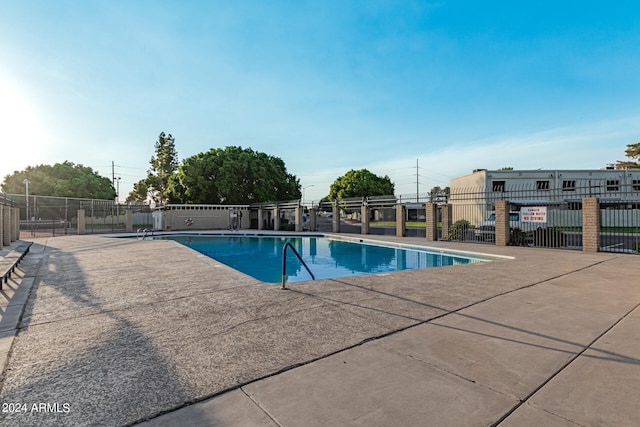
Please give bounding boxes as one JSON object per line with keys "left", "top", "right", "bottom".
{"left": 511, "top": 203, "right": 582, "bottom": 249}
{"left": 599, "top": 200, "right": 640, "bottom": 254}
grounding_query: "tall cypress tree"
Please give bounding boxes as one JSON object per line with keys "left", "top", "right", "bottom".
{"left": 128, "top": 132, "right": 179, "bottom": 203}
{"left": 148, "top": 132, "right": 179, "bottom": 203}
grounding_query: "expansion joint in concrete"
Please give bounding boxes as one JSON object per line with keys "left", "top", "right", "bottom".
{"left": 240, "top": 387, "right": 283, "bottom": 427}
{"left": 494, "top": 302, "right": 640, "bottom": 426}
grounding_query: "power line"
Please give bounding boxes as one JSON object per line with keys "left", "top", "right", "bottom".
{"left": 94, "top": 164, "right": 148, "bottom": 171}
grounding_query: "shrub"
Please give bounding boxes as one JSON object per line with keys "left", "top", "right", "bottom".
{"left": 633, "top": 242, "right": 640, "bottom": 254}
{"left": 448, "top": 219, "right": 470, "bottom": 241}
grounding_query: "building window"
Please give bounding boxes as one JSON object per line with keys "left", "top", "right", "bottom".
{"left": 536, "top": 180, "right": 550, "bottom": 190}
{"left": 606, "top": 180, "right": 619, "bottom": 192}
{"left": 633, "top": 180, "right": 640, "bottom": 191}
{"left": 492, "top": 181, "right": 505, "bottom": 192}
{"left": 562, "top": 180, "right": 576, "bottom": 191}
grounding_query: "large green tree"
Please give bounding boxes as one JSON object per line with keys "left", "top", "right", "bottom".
{"left": 166, "top": 146, "right": 300, "bottom": 204}
{"left": 1, "top": 161, "right": 116, "bottom": 199}
{"left": 128, "top": 132, "right": 179, "bottom": 202}
{"left": 328, "top": 169, "right": 394, "bottom": 199}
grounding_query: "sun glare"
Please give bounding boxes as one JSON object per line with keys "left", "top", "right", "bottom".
{"left": 0, "top": 80, "right": 47, "bottom": 176}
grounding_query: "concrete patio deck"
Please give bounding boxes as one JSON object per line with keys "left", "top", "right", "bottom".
{"left": 0, "top": 233, "right": 637, "bottom": 426}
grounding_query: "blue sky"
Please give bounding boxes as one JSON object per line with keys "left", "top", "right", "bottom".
{"left": 1, "top": 1, "right": 639, "bottom": 202}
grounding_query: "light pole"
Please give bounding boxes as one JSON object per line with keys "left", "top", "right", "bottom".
{"left": 23, "top": 178, "right": 29, "bottom": 235}
{"left": 302, "top": 185, "right": 315, "bottom": 205}
{"left": 116, "top": 177, "right": 121, "bottom": 204}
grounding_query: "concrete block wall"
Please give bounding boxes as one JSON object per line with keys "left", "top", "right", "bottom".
{"left": 1, "top": 206, "right": 22, "bottom": 245}
{"left": 0, "top": 205, "right": 20, "bottom": 249}
{"left": 160, "top": 207, "right": 250, "bottom": 231}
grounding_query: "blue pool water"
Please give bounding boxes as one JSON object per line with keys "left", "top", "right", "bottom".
{"left": 156, "top": 235, "right": 490, "bottom": 283}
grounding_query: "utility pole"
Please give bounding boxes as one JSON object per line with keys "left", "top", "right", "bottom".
{"left": 23, "top": 179, "right": 29, "bottom": 235}
{"left": 116, "top": 177, "right": 121, "bottom": 204}
{"left": 416, "top": 159, "right": 419, "bottom": 201}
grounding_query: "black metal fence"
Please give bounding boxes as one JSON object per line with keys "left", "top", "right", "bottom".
{"left": 306, "top": 181, "right": 640, "bottom": 254}
{"left": 446, "top": 179, "right": 640, "bottom": 253}
{"left": 314, "top": 193, "right": 433, "bottom": 237}
{"left": 599, "top": 200, "right": 640, "bottom": 253}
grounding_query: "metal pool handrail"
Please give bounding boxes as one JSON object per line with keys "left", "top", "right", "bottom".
{"left": 282, "top": 242, "right": 315, "bottom": 289}
{"left": 137, "top": 228, "right": 153, "bottom": 240}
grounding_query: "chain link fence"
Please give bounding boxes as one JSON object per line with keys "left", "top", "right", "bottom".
{"left": 2, "top": 194, "right": 152, "bottom": 239}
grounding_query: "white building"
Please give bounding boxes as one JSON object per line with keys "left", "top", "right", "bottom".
{"left": 452, "top": 168, "right": 640, "bottom": 200}
{"left": 449, "top": 168, "right": 640, "bottom": 224}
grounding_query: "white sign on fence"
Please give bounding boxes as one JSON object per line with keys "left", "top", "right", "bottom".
{"left": 521, "top": 206, "right": 547, "bottom": 223}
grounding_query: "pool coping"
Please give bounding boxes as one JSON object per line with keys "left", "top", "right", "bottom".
{"left": 108, "top": 231, "right": 512, "bottom": 284}
{"left": 107, "top": 229, "right": 515, "bottom": 260}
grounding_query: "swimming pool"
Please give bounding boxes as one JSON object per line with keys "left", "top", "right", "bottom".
{"left": 155, "top": 234, "right": 491, "bottom": 283}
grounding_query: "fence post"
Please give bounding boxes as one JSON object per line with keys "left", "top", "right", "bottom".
{"left": 441, "top": 204, "right": 452, "bottom": 240}
{"left": 0, "top": 205, "right": 3, "bottom": 248}
{"left": 425, "top": 203, "right": 438, "bottom": 241}
{"left": 77, "top": 209, "right": 86, "bottom": 235}
{"left": 258, "top": 209, "right": 264, "bottom": 230}
{"left": 10, "top": 208, "right": 16, "bottom": 242}
{"left": 495, "top": 200, "right": 510, "bottom": 246}
{"left": 273, "top": 207, "right": 280, "bottom": 231}
{"left": 8, "top": 206, "right": 13, "bottom": 242}
{"left": 396, "top": 205, "right": 405, "bottom": 237}
{"left": 332, "top": 201, "right": 340, "bottom": 233}
{"left": 125, "top": 209, "right": 133, "bottom": 232}
{"left": 3, "top": 206, "right": 11, "bottom": 246}
{"left": 582, "top": 197, "right": 600, "bottom": 252}
{"left": 9, "top": 207, "right": 17, "bottom": 242}
{"left": 14, "top": 207, "right": 20, "bottom": 240}
{"left": 309, "top": 207, "right": 317, "bottom": 232}
{"left": 295, "top": 206, "right": 303, "bottom": 232}
{"left": 361, "top": 205, "right": 369, "bottom": 235}
{"left": 3, "top": 207, "right": 11, "bottom": 246}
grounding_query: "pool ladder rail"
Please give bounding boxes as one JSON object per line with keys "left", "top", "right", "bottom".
{"left": 281, "top": 242, "right": 315, "bottom": 289}
{"left": 136, "top": 228, "right": 154, "bottom": 240}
